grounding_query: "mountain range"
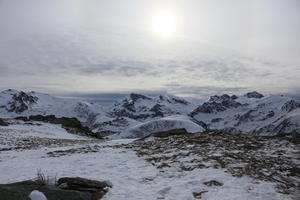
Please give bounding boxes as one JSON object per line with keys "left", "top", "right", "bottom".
{"left": 0, "top": 89, "right": 299, "bottom": 138}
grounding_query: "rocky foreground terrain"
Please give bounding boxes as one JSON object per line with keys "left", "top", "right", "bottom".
{"left": 120, "top": 132, "right": 300, "bottom": 198}
{"left": 0, "top": 121, "right": 299, "bottom": 199}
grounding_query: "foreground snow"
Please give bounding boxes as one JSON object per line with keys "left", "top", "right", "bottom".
{"left": 0, "top": 142, "right": 291, "bottom": 200}
{"left": 0, "top": 125, "right": 295, "bottom": 200}
{"left": 0, "top": 121, "right": 92, "bottom": 140}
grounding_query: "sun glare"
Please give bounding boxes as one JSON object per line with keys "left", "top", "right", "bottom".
{"left": 152, "top": 10, "right": 177, "bottom": 38}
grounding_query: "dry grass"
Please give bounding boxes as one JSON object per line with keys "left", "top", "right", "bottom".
{"left": 35, "top": 169, "right": 57, "bottom": 185}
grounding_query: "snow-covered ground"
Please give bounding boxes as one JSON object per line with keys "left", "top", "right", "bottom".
{"left": 0, "top": 121, "right": 92, "bottom": 140}
{"left": 0, "top": 124, "right": 297, "bottom": 200}
{"left": 0, "top": 141, "right": 291, "bottom": 200}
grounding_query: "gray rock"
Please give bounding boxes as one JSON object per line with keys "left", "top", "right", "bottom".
{"left": 0, "top": 118, "right": 9, "bottom": 126}
{"left": 0, "top": 177, "right": 111, "bottom": 200}
{"left": 57, "top": 177, "right": 111, "bottom": 193}
{"left": 0, "top": 180, "right": 92, "bottom": 200}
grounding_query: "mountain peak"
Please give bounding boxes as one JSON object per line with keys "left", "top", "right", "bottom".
{"left": 129, "top": 93, "right": 152, "bottom": 102}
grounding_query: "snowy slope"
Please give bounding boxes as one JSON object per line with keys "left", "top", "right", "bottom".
{"left": 0, "top": 121, "right": 92, "bottom": 150}
{"left": 117, "top": 115, "right": 205, "bottom": 138}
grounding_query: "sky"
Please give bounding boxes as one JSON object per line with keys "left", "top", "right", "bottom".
{"left": 0, "top": 0, "right": 299, "bottom": 102}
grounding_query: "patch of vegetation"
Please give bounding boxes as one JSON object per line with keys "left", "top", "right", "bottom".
{"left": 47, "top": 145, "right": 101, "bottom": 157}
{"left": 35, "top": 169, "right": 56, "bottom": 185}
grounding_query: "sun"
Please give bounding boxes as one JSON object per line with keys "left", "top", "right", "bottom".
{"left": 152, "top": 10, "right": 177, "bottom": 38}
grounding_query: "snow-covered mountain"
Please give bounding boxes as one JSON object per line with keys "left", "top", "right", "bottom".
{"left": 89, "top": 93, "right": 197, "bottom": 137}
{"left": 0, "top": 89, "right": 299, "bottom": 138}
{"left": 0, "top": 89, "right": 103, "bottom": 123}
{"left": 191, "top": 92, "right": 300, "bottom": 136}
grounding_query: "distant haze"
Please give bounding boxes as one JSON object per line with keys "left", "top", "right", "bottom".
{"left": 0, "top": 0, "right": 299, "bottom": 99}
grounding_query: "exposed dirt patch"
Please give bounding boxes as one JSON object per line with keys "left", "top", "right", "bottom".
{"left": 47, "top": 145, "right": 102, "bottom": 157}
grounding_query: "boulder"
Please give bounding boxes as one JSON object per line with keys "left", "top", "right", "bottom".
{"left": 57, "top": 177, "right": 111, "bottom": 192}
{"left": 0, "top": 180, "right": 91, "bottom": 200}
{"left": 0, "top": 177, "right": 111, "bottom": 200}
{"left": 0, "top": 118, "right": 9, "bottom": 126}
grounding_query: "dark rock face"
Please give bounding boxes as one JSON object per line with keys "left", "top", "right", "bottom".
{"left": 235, "top": 110, "right": 256, "bottom": 126}
{"left": 244, "top": 91, "right": 264, "bottom": 99}
{"left": 211, "top": 118, "right": 223, "bottom": 123}
{"left": 190, "top": 94, "right": 242, "bottom": 115}
{"left": 170, "top": 97, "right": 189, "bottom": 105}
{"left": 7, "top": 91, "right": 38, "bottom": 113}
{"left": 149, "top": 104, "right": 165, "bottom": 117}
{"left": 152, "top": 128, "right": 188, "bottom": 138}
{"left": 109, "top": 108, "right": 151, "bottom": 120}
{"left": 281, "top": 100, "right": 300, "bottom": 112}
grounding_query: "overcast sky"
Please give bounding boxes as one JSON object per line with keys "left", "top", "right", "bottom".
{"left": 0, "top": 0, "right": 299, "bottom": 101}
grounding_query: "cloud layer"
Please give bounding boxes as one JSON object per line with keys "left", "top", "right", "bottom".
{"left": 0, "top": 0, "right": 299, "bottom": 98}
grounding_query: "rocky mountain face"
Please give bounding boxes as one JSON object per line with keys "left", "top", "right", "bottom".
{"left": 192, "top": 92, "right": 300, "bottom": 137}
{"left": 0, "top": 89, "right": 299, "bottom": 138}
{"left": 91, "top": 93, "right": 196, "bottom": 137}
{"left": 190, "top": 94, "right": 242, "bottom": 115}
{"left": 0, "top": 90, "right": 38, "bottom": 114}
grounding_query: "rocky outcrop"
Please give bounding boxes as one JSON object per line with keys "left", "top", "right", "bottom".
{"left": 244, "top": 91, "right": 264, "bottom": 99}
{"left": 6, "top": 90, "right": 38, "bottom": 113}
{"left": 281, "top": 100, "right": 300, "bottom": 112}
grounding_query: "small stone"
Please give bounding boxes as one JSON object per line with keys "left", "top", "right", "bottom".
{"left": 193, "top": 190, "right": 208, "bottom": 199}
{"left": 203, "top": 180, "right": 223, "bottom": 187}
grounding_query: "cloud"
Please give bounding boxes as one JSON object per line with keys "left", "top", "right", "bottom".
{"left": 78, "top": 59, "right": 159, "bottom": 77}
{"left": 56, "top": 90, "right": 168, "bottom": 105}
{"left": 162, "top": 84, "right": 249, "bottom": 99}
